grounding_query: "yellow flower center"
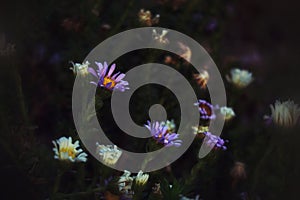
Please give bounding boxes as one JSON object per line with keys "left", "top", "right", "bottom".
{"left": 60, "top": 147, "right": 76, "bottom": 159}
{"left": 103, "top": 77, "right": 116, "bottom": 88}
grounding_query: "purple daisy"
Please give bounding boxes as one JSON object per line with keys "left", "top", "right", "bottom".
{"left": 88, "top": 61, "right": 129, "bottom": 92}
{"left": 203, "top": 132, "right": 227, "bottom": 150}
{"left": 194, "top": 99, "right": 216, "bottom": 120}
{"left": 145, "top": 121, "right": 182, "bottom": 147}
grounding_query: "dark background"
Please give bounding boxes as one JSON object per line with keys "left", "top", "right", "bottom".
{"left": 0, "top": 0, "right": 299, "bottom": 199}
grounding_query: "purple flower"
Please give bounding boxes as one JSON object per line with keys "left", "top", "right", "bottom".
{"left": 145, "top": 121, "right": 182, "bottom": 147}
{"left": 203, "top": 132, "right": 227, "bottom": 150}
{"left": 194, "top": 99, "right": 216, "bottom": 120}
{"left": 88, "top": 61, "right": 129, "bottom": 92}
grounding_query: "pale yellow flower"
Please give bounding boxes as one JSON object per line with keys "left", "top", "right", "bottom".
{"left": 160, "top": 120, "right": 176, "bottom": 133}
{"left": 138, "top": 9, "right": 160, "bottom": 26}
{"left": 178, "top": 42, "right": 192, "bottom": 63}
{"left": 52, "top": 136, "right": 87, "bottom": 162}
{"left": 96, "top": 143, "right": 122, "bottom": 166}
{"left": 192, "top": 126, "right": 209, "bottom": 135}
{"left": 220, "top": 106, "right": 235, "bottom": 120}
{"left": 70, "top": 61, "right": 90, "bottom": 76}
{"left": 226, "top": 68, "right": 253, "bottom": 88}
{"left": 135, "top": 170, "right": 149, "bottom": 186}
{"left": 152, "top": 29, "right": 169, "bottom": 44}
{"left": 265, "top": 100, "right": 300, "bottom": 127}
{"left": 194, "top": 70, "right": 209, "bottom": 89}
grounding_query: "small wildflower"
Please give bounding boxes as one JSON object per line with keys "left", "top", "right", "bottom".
{"left": 96, "top": 143, "right": 122, "bottom": 166}
{"left": 194, "top": 99, "right": 216, "bottom": 120}
{"left": 52, "top": 136, "right": 88, "bottom": 162}
{"left": 203, "top": 132, "right": 227, "bottom": 150}
{"left": 145, "top": 120, "right": 182, "bottom": 147}
{"left": 194, "top": 70, "right": 209, "bottom": 89}
{"left": 164, "top": 55, "right": 177, "bottom": 65}
{"left": 192, "top": 126, "right": 209, "bottom": 136}
{"left": 178, "top": 42, "right": 192, "bottom": 63}
{"left": 70, "top": 61, "right": 90, "bottom": 76}
{"left": 152, "top": 29, "right": 169, "bottom": 44}
{"left": 220, "top": 106, "right": 235, "bottom": 120}
{"left": 230, "top": 161, "right": 247, "bottom": 180}
{"left": 226, "top": 68, "right": 253, "bottom": 88}
{"left": 138, "top": 9, "right": 160, "bottom": 26}
{"left": 160, "top": 119, "right": 176, "bottom": 133}
{"left": 118, "top": 170, "right": 134, "bottom": 197}
{"left": 264, "top": 100, "right": 300, "bottom": 127}
{"left": 135, "top": 170, "right": 149, "bottom": 186}
{"left": 89, "top": 61, "right": 129, "bottom": 92}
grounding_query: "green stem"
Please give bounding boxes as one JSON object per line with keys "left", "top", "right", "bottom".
{"left": 53, "top": 170, "right": 63, "bottom": 194}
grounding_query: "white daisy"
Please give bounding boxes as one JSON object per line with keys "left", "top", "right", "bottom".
{"left": 70, "top": 61, "right": 90, "bottom": 77}
{"left": 265, "top": 100, "right": 300, "bottom": 127}
{"left": 152, "top": 29, "right": 169, "bottom": 44}
{"left": 220, "top": 106, "right": 235, "bottom": 120}
{"left": 226, "top": 68, "right": 253, "bottom": 88}
{"left": 52, "top": 136, "right": 88, "bottom": 162}
{"left": 96, "top": 143, "right": 122, "bottom": 166}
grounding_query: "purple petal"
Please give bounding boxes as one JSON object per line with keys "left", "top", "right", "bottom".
{"left": 107, "top": 64, "right": 116, "bottom": 77}
{"left": 90, "top": 81, "right": 98, "bottom": 86}
{"left": 95, "top": 62, "right": 103, "bottom": 70}
{"left": 105, "top": 82, "right": 112, "bottom": 88}
{"left": 166, "top": 133, "right": 179, "bottom": 141}
{"left": 101, "top": 63, "right": 108, "bottom": 77}
{"left": 88, "top": 67, "right": 98, "bottom": 77}
{"left": 112, "top": 72, "right": 120, "bottom": 79}
{"left": 115, "top": 73, "right": 125, "bottom": 82}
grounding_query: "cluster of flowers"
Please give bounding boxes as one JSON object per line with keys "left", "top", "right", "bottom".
{"left": 118, "top": 170, "right": 149, "bottom": 198}
{"left": 193, "top": 99, "right": 232, "bottom": 150}
{"left": 138, "top": 9, "right": 160, "bottom": 26}
{"left": 51, "top": 32, "right": 300, "bottom": 200}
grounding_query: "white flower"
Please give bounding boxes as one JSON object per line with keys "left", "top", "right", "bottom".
{"left": 226, "top": 68, "right": 253, "bottom": 88}
{"left": 70, "top": 61, "right": 90, "bottom": 76}
{"left": 96, "top": 143, "right": 122, "bottom": 166}
{"left": 138, "top": 9, "right": 160, "bottom": 26}
{"left": 52, "top": 136, "right": 88, "bottom": 162}
{"left": 220, "top": 106, "right": 235, "bottom": 120}
{"left": 194, "top": 70, "right": 209, "bottom": 89}
{"left": 265, "top": 100, "right": 300, "bottom": 127}
{"left": 178, "top": 42, "right": 192, "bottom": 63}
{"left": 135, "top": 170, "right": 149, "bottom": 186}
{"left": 118, "top": 170, "right": 134, "bottom": 195}
{"left": 152, "top": 29, "right": 169, "bottom": 44}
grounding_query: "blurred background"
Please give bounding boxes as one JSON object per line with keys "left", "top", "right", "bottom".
{"left": 1, "top": 0, "right": 300, "bottom": 199}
